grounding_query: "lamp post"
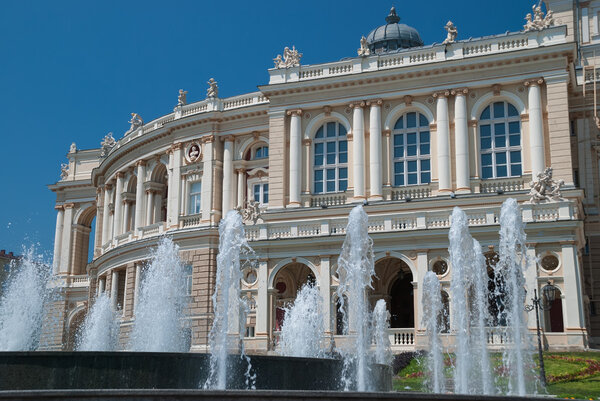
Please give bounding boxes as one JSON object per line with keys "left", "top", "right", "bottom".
{"left": 524, "top": 281, "right": 557, "bottom": 387}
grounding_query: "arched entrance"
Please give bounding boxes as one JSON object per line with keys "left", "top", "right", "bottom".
{"left": 272, "top": 262, "right": 316, "bottom": 331}
{"left": 544, "top": 287, "right": 564, "bottom": 333}
{"left": 72, "top": 206, "right": 96, "bottom": 275}
{"left": 373, "top": 257, "right": 414, "bottom": 329}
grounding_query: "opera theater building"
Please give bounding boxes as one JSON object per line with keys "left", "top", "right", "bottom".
{"left": 46, "top": 1, "right": 600, "bottom": 352}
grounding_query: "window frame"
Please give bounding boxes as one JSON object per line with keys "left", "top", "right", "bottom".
{"left": 391, "top": 112, "right": 431, "bottom": 187}
{"left": 312, "top": 121, "right": 348, "bottom": 194}
{"left": 252, "top": 183, "right": 269, "bottom": 206}
{"left": 479, "top": 101, "right": 522, "bottom": 180}
{"left": 187, "top": 181, "right": 202, "bottom": 215}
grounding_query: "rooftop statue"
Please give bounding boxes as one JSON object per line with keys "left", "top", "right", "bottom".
{"left": 523, "top": 2, "right": 554, "bottom": 32}
{"left": 206, "top": 78, "right": 218, "bottom": 98}
{"left": 60, "top": 163, "right": 69, "bottom": 180}
{"left": 528, "top": 167, "right": 564, "bottom": 204}
{"left": 69, "top": 142, "right": 77, "bottom": 153}
{"left": 273, "top": 46, "right": 302, "bottom": 69}
{"left": 357, "top": 36, "right": 371, "bottom": 56}
{"left": 129, "top": 113, "right": 143, "bottom": 131}
{"left": 177, "top": 89, "right": 188, "bottom": 106}
{"left": 100, "top": 132, "right": 116, "bottom": 157}
{"left": 442, "top": 21, "right": 457, "bottom": 45}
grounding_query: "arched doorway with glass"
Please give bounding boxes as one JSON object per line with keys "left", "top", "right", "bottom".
{"left": 372, "top": 257, "right": 415, "bottom": 329}
{"left": 271, "top": 262, "right": 317, "bottom": 334}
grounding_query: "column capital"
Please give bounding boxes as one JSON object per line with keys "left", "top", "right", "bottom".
{"left": 366, "top": 98, "right": 383, "bottom": 106}
{"left": 116, "top": 171, "right": 125, "bottom": 179}
{"left": 222, "top": 135, "right": 235, "bottom": 142}
{"left": 302, "top": 138, "right": 312, "bottom": 146}
{"left": 451, "top": 88, "right": 469, "bottom": 96}
{"left": 171, "top": 142, "right": 183, "bottom": 151}
{"left": 524, "top": 78, "right": 545, "bottom": 87}
{"left": 63, "top": 203, "right": 75, "bottom": 209}
{"left": 468, "top": 119, "right": 478, "bottom": 127}
{"left": 286, "top": 109, "right": 303, "bottom": 117}
{"left": 104, "top": 183, "right": 113, "bottom": 190}
{"left": 429, "top": 123, "right": 438, "bottom": 131}
{"left": 520, "top": 113, "right": 530, "bottom": 122}
{"left": 135, "top": 160, "right": 146, "bottom": 167}
{"left": 433, "top": 90, "right": 451, "bottom": 98}
{"left": 235, "top": 168, "right": 246, "bottom": 174}
{"left": 348, "top": 101, "right": 366, "bottom": 109}
{"left": 202, "top": 134, "right": 216, "bottom": 143}
{"left": 347, "top": 133, "right": 354, "bottom": 140}
{"left": 382, "top": 129, "right": 391, "bottom": 137}
{"left": 55, "top": 205, "right": 64, "bottom": 211}
{"left": 96, "top": 187, "right": 102, "bottom": 195}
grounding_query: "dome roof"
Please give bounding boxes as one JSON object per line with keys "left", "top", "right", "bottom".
{"left": 366, "top": 7, "right": 424, "bottom": 54}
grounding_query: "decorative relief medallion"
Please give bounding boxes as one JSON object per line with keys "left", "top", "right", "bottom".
{"left": 185, "top": 142, "right": 202, "bottom": 164}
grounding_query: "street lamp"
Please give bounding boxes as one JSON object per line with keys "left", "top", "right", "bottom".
{"left": 525, "top": 281, "right": 557, "bottom": 387}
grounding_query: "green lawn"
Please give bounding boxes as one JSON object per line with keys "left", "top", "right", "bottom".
{"left": 393, "top": 352, "right": 600, "bottom": 400}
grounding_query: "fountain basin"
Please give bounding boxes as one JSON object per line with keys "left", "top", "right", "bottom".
{"left": 0, "top": 352, "right": 391, "bottom": 391}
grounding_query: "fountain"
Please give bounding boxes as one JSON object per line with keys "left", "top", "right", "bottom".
{"left": 371, "top": 299, "right": 391, "bottom": 366}
{"left": 279, "top": 283, "right": 324, "bottom": 358}
{"left": 205, "top": 210, "right": 255, "bottom": 390}
{"left": 76, "top": 292, "right": 119, "bottom": 351}
{"left": 422, "top": 271, "right": 446, "bottom": 394}
{"left": 128, "top": 236, "right": 189, "bottom": 352}
{"left": 0, "top": 248, "right": 50, "bottom": 351}
{"left": 448, "top": 206, "right": 493, "bottom": 395}
{"left": 496, "top": 198, "right": 537, "bottom": 396}
{"left": 336, "top": 205, "right": 376, "bottom": 391}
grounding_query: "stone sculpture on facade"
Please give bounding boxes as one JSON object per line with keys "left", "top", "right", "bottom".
{"left": 357, "top": 36, "right": 371, "bottom": 56}
{"left": 69, "top": 142, "right": 77, "bottom": 153}
{"left": 442, "top": 21, "right": 457, "bottom": 45}
{"left": 177, "top": 89, "right": 188, "bottom": 106}
{"left": 129, "top": 113, "right": 143, "bottom": 131}
{"left": 100, "top": 132, "right": 116, "bottom": 157}
{"left": 273, "top": 46, "right": 302, "bottom": 69}
{"left": 60, "top": 163, "right": 69, "bottom": 180}
{"left": 528, "top": 167, "right": 564, "bottom": 204}
{"left": 206, "top": 78, "right": 218, "bottom": 98}
{"left": 524, "top": 2, "right": 555, "bottom": 32}
{"left": 236, "top": 200, "right": 262, "bottom": 224}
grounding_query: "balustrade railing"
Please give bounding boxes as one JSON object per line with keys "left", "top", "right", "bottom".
{"left": 389, "top": 329, "right": 415, "bottom": 347}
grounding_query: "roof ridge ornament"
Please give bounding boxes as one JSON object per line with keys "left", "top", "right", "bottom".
{"left": 273, "top": 46, "right": 302, "bottom": 69}
{"left": 385, "top": 7, "right": 400, "bottom": 24}
{"left": 523, "top": 1, "right": 554, "bottom": 32}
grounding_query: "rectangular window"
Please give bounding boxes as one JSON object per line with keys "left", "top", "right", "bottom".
{"left": 254, "top": 184, "right": 261, "bottom": 202}
{"left": 184, "top": 265, "right": 193, "bottom": 296}
{"left": 263, "top": 184, "right": 269, "bottom": 204}
{"left": 188, "top": 182, "right": 202, "bottom": 215}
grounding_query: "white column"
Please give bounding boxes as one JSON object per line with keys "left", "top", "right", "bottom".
{"left": 134, "top": 162, "right": 145, "bottom": 232}
{"left": 526, "top": 79, "right": 546, "bottom": 179}
{"left": 101, "top": 184, "right": 112, "bottom": 245}
{"left": 237, "top": 169, "right": 246, "bottom": 207}
{"left": 222, "top": 136, "right": 234, "bottom": 214}
{"left": 122, "top": 201, "right": 130, "bottom": 233}
{"left": 256, "top": 259, "right": 269, "bottom": 339}
{"left": 562, "top": 244, "right": 585, "bottom": 329}
{"left": 98, "top": 277, "right": 106, "bottom": 295}
{"left": 319, "top": 256, "right": 332, "bottom": 334}
{"left": 288, "top": 109, "right": 302, "bottom": 206}
{"left": 453, "top": 88, "right": 470, "bottom": 193}
{"left": 113, "top": 172, "right": 124, "bottom": 236}
{"left": 167, "top": 144, "right": 182, "bottom": 228}
{"left": 351, "top": 102, "right": 366, "bottom": 199}
{"left": 52, "top": 206, "right": 64, "bottom": 274}
{"left": 202, "top": 136, "right": 215, "bottom": 221}
{"left": 435, "top": 91, "right": 451, "bottom": 192}
{"left": 368, "top": 99, "right": 383, "bottom": 200}
{"left": 133, "top": 263, "right": 141, "bottom": 314}
{"left": 145, "top": 190, "right": 154, "bottom": 226}
{"left": 59, "top": 203, "right": 74, "bottom": 275}
{"left": 110, "top": 270, "right": 119, "bottom": 310}
{"left": 415, "top": 251, "right": 428, "bottom": 331}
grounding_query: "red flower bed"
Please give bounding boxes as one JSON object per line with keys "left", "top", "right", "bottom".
{"left": 546, "top": 355, "right": 600, "bottom": 384}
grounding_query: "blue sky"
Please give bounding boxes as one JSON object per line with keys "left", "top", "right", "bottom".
{"left": 0, "top": 0, "right": 535, "bottom": 258}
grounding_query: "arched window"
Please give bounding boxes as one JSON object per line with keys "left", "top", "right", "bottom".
{"left": 479, "top": 101, "right": 522, "bottom": 179}
{"left": 254, "top": 146, "right": 268, "bottom": 160}
{"left": 313, "top": 122, "right": 348, "bottom": 194}
{"left": 392, "top": 112, "right": 431, "bottom": 186}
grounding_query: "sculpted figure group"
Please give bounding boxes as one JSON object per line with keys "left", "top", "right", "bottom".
{"left": 529, "top": 167, "right": 564, "bottom": 204}
{"left": 524, "top": 2, "right": 554, "bottom": 32}
{"left": 273, "top": 46, "right": 302, "bottom": 69}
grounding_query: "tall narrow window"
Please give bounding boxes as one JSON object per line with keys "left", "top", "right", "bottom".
{"left": 392, "top": 112, "right": 431, "bottom": 186}
{"left": 479, "top": 101, "right": 522, "bottom": 179}
{"left": 188, "top": 182, "right": 202, "bottom": 215}
{"left": 254, "top": 146, "right": 269, "bottom": 159}
{"left": 313, "top": 122, "right": 348, "bottom": 194}
{"left": 253, "top": 183, "right": 269, "bottom": 205}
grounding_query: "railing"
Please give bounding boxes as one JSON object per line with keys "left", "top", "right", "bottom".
{"left": 67, "top": 275, "right": 90, "bottom": 288}
{"left": 486, "top": 327, "right": 511, "bottom": 345}
{"left": 309, "top": 193, "right": 348, "bottom": 207}
{"left": 244, "top": 201, "right": 577, "bottom": 241}
{"left": 269, "top": 26, "right": 566, "bottom": 84}
{"left": 390, "top": 183, "right": 433, "bottom": 201}
{"left": 479, "top": 175, "right": 530, "bottom": 194}
{"left": 180, "top": 214, "right": 203, "bottom": 228}
{"left": 139, "top": 222, "right": 165, "bottom": 238}
{"left": 389, "top": 329, "right": 415, "bottom": 347}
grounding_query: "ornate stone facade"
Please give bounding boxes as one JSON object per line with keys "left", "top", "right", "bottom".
{"left": 47, "top": 2, "right": 600, "bottom": 352}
